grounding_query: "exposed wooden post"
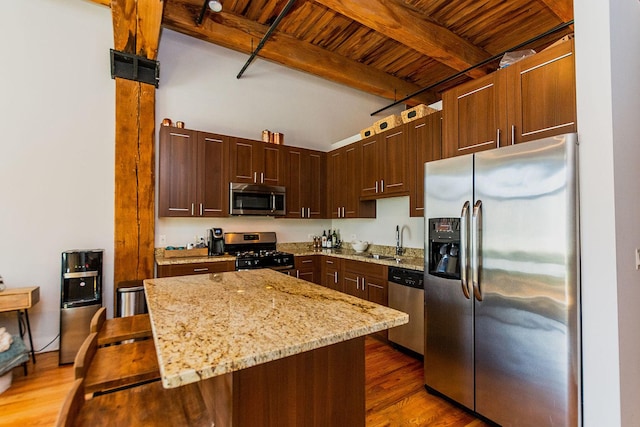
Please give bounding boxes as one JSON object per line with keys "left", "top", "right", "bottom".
{"left": 111, "top": 0, "right": 164, "bottom": 311}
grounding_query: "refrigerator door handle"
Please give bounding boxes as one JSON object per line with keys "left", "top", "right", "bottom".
{"left": 471, "top": 200, "right": 483, "bottom": 301}
{"left": 460, "top": 201, "right": 471, "bottom": 299}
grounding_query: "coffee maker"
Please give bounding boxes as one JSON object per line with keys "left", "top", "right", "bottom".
{"left": 208, "top": 228, "right": 224, "bottom": 256}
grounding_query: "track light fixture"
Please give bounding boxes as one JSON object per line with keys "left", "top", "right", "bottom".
{"left": 209, "top": 0, "right": 222, "bottom": 12}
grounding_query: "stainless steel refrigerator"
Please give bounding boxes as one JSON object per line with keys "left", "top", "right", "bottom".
{"left": 423, "top": 134, "right": 580, "bottom": 426}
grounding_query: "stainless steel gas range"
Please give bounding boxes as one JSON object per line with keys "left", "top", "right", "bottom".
{"left": 224, "top": 232, "right": 294, "bottom": 272}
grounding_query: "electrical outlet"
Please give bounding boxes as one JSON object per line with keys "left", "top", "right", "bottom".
{"left": 159, "top": 235, "right": 167, "bottom": 245}
{"left": 636, "top": 248, "right": 640, "bottom": 270}
{"left": 350, "top": 234, "right": 357, "bottom": 241}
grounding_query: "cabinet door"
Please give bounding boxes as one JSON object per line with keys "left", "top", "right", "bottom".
{"left": 365, "top": 276, "right": 388, "bottom": 306}
{"left": 508, "top": 39, "right": 576, "bottom": 144}
{"left": 295, "top": 255, "right": 319, "bottom": 284}
{"left": 262, "top": 144, "right": 283, "bottom": 185}
{"left": 321, "top": 257, "right": 342, "bottom": 291}
{"left": 158, "top": 127, "right": 197, "bottom": 217}
{"left": 343, "top": 271, "right": 363, "bottom": 298}
{"left": 198, "top": 132, "right": 229, "bottom": 217}
{"left": 284, "top": 148, "right": 303, "bottom": 218}
{"left": 229, "top": 137, "right": 260, "bottom": 183}
{"left": 442, "top": 71, "right": 507, "bottom": 158}
{"left": 409, "top": 112, "right": 442, "bottom": 217}
{"left": 307, "top": 151, "right": 326, "bottom": 219}
{"left": 380, "top": 126, "right": 408, "bottom": 196}
{"left": 327, "top": 150, "right": 343, "bottom": 219}
{"left": 360, "top": 136, "right": 379, "bottom": 198}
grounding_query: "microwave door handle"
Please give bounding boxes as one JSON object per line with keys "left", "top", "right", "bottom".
{"left": 460, "top": 201, "right": 471, "bottom": 299}
{"left": 471, "top": 200, "right": 483, "bottom": 301}
{"left": 271, "top": 193, "right": 276, "bottom": 213}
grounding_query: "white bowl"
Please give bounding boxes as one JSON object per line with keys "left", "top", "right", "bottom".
{"left": 351, "top": 240, "right": 369, "bottom": 253}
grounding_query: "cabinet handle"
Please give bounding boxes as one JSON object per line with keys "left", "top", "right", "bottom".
{"left": 368, "top": 283, "right": 384, "bottom": 289}
{"left": 337, "top": 207, "right": 341, "bottom": 217}
{"left": 296, "top": 270, "right": 300, "bottom": 279}
{"left": 191, "top": 203, "right": 195, "bottom": 216}
{"left": 496, "top": 129, "right": 500, "bottom": 148}
{"left": 356, "top": 277, "right": 360, "bottom": 290}
{"left": 193, "top": 268, "right": 208, "bottom": 272}
{"left": 307, "top": 208, "right": 311, "bottom": 217}
{"left": 260, "top": 172, "right": 264, "bottom": 183}
{"left": 342, "top": 207, "right": 345, "bottom": 218}
{"left": 381, "top": 180, "right": 384, "bottom": 193}
{"left": 362, "top": 277, "right": 366, "bottom": 292}
{"left": 511, "top": 125, "right": 515, "bottom": 145}
{"left": 301, "top": 207, "right": 305, "bottom": 218}
{"left": 254, "top": 172, "right": 257, "bottom": 183}
{"left": 200, "top": 203, "right": 203, "bottom": 216}
{"left": 334, "top": 271, "right": 338, "bottom": 283}
{"left": 302, "top": 260, "right": 313, "bottom": 264}
{"left": 375, "top": 181, "right": 378, "bottom": 193}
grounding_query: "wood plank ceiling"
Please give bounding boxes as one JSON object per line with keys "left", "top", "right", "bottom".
{"left": 159, "top": 0, "right": 574, "bottom": 111}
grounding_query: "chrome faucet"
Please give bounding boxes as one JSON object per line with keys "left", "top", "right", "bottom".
{"left": 395, "top": 225, "right": 404, "bottom": 256}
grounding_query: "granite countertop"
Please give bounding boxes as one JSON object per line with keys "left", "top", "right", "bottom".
{"left": 143, "top": 269, "right": 408, "bottom": 389}
{"left": 155, "top": 245, "right": 424, "bottom": 271}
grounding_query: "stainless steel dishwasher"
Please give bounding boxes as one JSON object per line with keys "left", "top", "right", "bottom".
{"left": 388, "top": 266, "right": 424, "bottom": 355}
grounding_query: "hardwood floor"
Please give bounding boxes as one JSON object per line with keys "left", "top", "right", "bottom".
{"left": 0, "top": 337, "right": 488, "bottom": 426}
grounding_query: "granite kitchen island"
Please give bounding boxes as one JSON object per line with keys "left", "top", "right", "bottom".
{"left": 143, "top": 269, "right": 408, "bottom": 427}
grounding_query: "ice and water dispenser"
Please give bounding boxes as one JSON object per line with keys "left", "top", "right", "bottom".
{"left": 428, "top": 218, "right": 461, "bottom": 279}
{"left": 59, "top": 249, "right": 103, "bottom": 365}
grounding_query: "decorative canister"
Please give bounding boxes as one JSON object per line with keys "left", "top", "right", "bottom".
{"left": 262, "top": 130, "right": 271, "bottom": 142}
{"left": 161, "top": 118, "right": 172, "bottom": 126}
{"left": 273, "top": 132, "right": 283, "bottom": 144}
{"left": 176, "top": 121, "right": 185, "bottom": 129}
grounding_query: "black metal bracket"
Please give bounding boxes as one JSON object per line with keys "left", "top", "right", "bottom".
{"left": 110, "top": 49, "right": 160, "bottom": 88}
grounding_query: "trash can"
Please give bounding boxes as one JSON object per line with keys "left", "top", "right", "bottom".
{"left": 116, "top": 280, "right": 148, "bottom": 317}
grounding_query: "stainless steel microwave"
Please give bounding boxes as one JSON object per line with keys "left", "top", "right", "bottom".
{"left": 229, "top": 183, "right": 286, "bottom": 216}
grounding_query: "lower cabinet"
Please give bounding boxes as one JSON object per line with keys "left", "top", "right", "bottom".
{"left": 342, "top": 260, "right": 388, "bottom": 305}
{"left": 294, "top": 255, "right": 320, "bottom": 285}
{"left": 156, "top": 261, "right": 235, "bottom": 278}
{"left": 342, "top": 259, "right": 388, "bottom": 339}
{"left": 321, "top": 256, "right": 343, "bottom": 292}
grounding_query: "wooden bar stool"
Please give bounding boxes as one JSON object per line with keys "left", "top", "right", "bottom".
{"left": 74, "top": 332, "right": 160, "bottom": 396}
{"left": 90, "top": 307, "right": 152, "bottom": 347}
{"left": 56, "top": 378, "right": 214, "bottom": 427}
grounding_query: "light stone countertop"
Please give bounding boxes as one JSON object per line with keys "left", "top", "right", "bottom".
{"left": 155, "top": 245, "right": 424, "bottom": 271}
{"left": 143, "top": 269, "right": 408, "bottom": 389}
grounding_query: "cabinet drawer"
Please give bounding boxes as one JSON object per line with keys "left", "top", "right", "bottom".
{"left": 0, "top": 287, "right": 40, "bottom": 311}
{"left": 157, "top": 261, "right": 235, "bottom": 278}
{"left": 342, "top": 259, "right": 386, "bottom": 278}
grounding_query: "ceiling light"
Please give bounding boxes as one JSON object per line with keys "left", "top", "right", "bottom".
{"left": 209, "top": 0, "right": 222, "bottom": 12}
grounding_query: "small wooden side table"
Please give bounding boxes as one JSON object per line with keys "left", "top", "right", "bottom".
{"left": 0, "top": 286, "right": 40, "bottom": 364}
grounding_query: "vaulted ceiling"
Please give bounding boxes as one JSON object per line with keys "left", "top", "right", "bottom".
{"left": 100, "top": 0, "right": 575, "bottom": 111}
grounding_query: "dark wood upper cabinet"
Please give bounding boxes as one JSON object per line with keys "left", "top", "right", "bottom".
{"left": 507, "top": 39, "right": 576, "bottom": 144}
{"left": 158, "top": 127, "right": 228, "bottom": 217}
{"left": 408, "top": 112, "right": 442, "bottom": 217}
{"left": 229, "top": 137, "right": 284, "bottom": 186}
{"left": 360, "top": 126, "right": 409, "bottom": 199}
{"left": 328, "top": 144, "right": 375, "bottom": 219}
{"left": 284, "top": 146, "right": 326, "bottom": 219}
{"left": 442, "top": 71, "right": 508, "bottom": 158}
{"left": 442, "top": 39, "right": 576, "bottom": 158}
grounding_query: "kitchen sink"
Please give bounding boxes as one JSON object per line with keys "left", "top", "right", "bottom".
{"left": 356, "top": 253, "right": 402, "bottom": 263}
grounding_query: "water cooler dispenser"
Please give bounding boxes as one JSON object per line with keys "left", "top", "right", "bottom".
{"left": 59, "top": 249, "right": 103, "bottom": 365}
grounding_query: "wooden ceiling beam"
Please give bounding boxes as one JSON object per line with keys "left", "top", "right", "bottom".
{"left": 537, "top": 0, "right": 573, "bottom": 23}
{"left": 162, "top": 1, "right": 436, "bottom": 104}
{"left": 313, "top": 0, "right": 489, "bottom": 78}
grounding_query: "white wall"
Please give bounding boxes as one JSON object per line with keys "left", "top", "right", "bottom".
{"left": 155, "top": 29, "right": 410, "bottom": 249}
{"left": 0, "top": 2, "right": 114, "bottom": 350}
{"left": 575, "top": 0, "right": 640, "bottom": 424}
